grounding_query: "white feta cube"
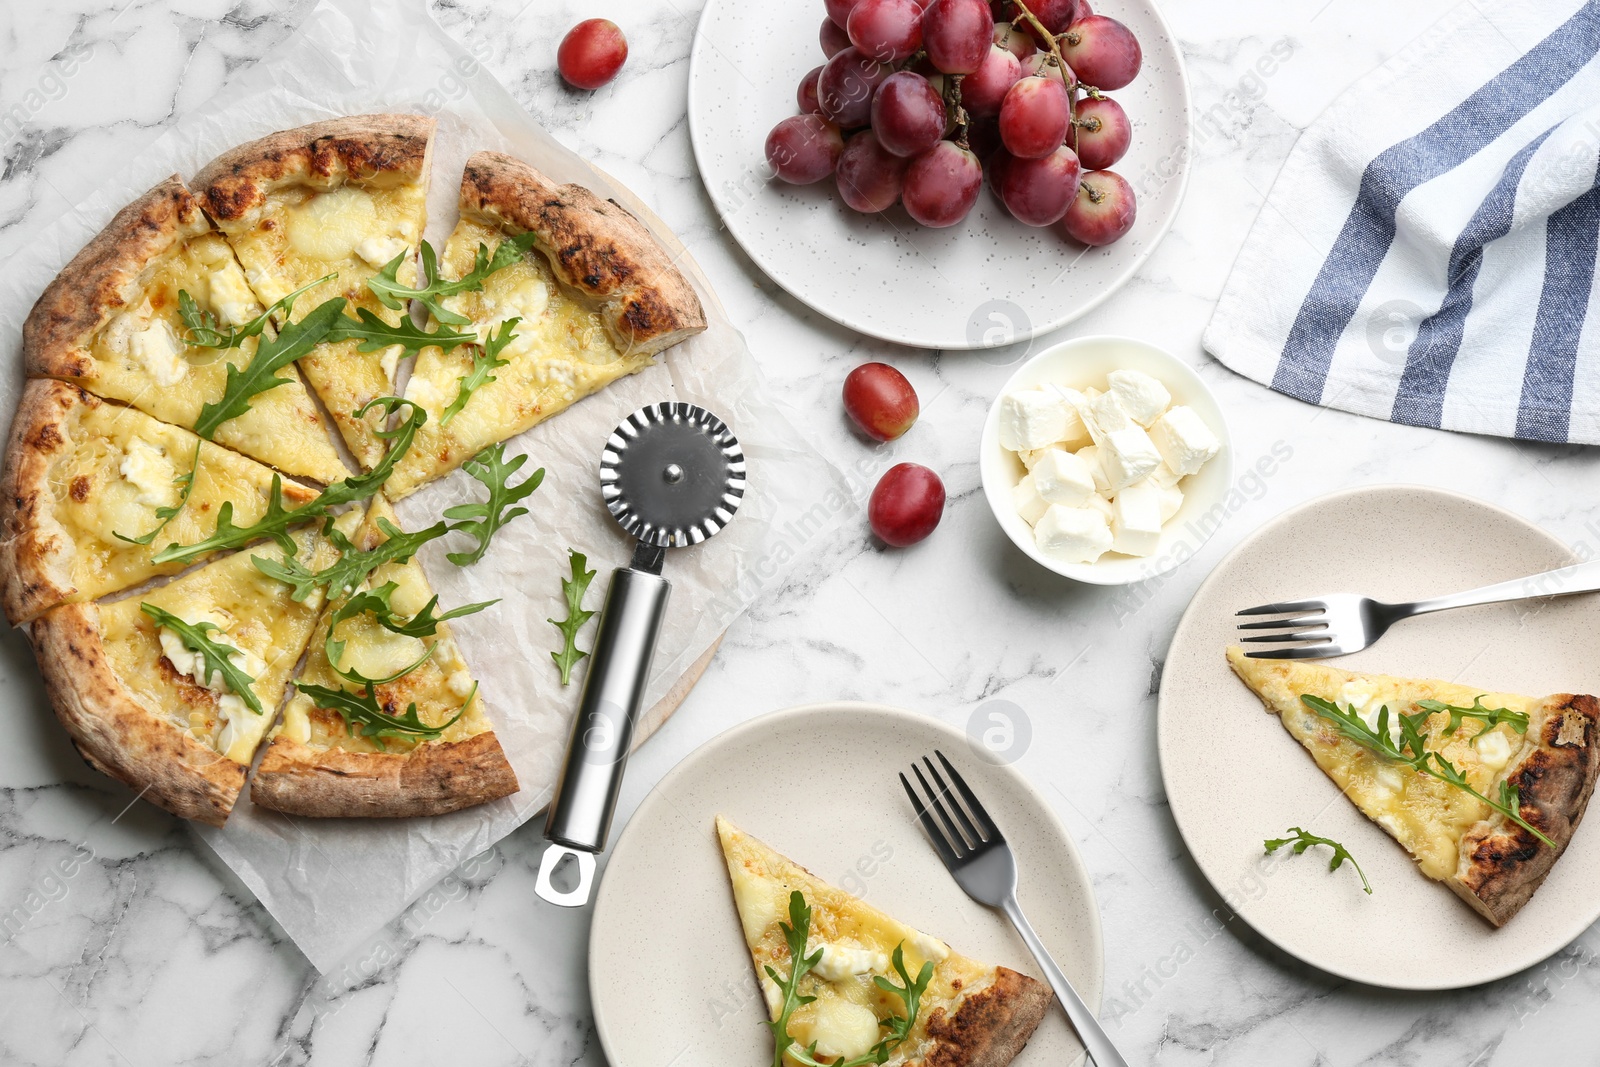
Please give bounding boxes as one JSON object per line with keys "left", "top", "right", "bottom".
{"left": 1106, "top": 369, "right": 1172, "bottom": 427}
{"left": 1149, "top": 407, "right": 1221, "bottom": 476}
{"left": 998, "top": 389, "right": 1071, "bottom": 452}
{"left": 1085, "top": 493, "right": 1113, "bottom": 520}
{"left": 1144, "top": 461, "right": 1182, "bottom": 489}
{"left": 1076, "top": 390, "right": 1133, "bottom": 444}
{"left": 1031, "top": 448, "right": 1095, "bottom": 507}
{"left": 1101, "top": 426, "right": 1162, "bottom": 490}
{"left": 1074, "top": 446, "right": 1111, "bottom": 493}
{"left": 1011, "top": 474, "right": 1049, "bottom": 525}
{"left": 1110, "top": 484, "right": 1164, "bottom": 557}
{"left": 1034, "top": 505, "right": 1113, "bottom": 564}
{"left": 1155, "top": 483, "right": 1184, "bottom": 521}
{"left": 1045, "top": 385, "right": 1092, "bottom": 447}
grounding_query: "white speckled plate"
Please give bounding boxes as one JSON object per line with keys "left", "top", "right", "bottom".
{"left": 1159, "top": 485, "right": 1600, "bottom": 990}
{"left": 686, "top": 0, "right": 1192, "bottom": 350}
{"left": 589, "top": 703, "right": 1103, "bottom": 1066}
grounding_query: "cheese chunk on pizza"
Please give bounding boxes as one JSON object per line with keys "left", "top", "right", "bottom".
{"left": 251, "top": 496, "right": 518, "bottom": 817}
{"left": 384, "top": 151, "right": 707, "bottom": 498}
{"left": 717, "top": 817, "right": 1051, "bottom": 1067}
{"left": 21, "top": 176, "right": 346, "bottom": 483}
{"left": 193, "top": 114, "right": 434, "bottom": 469}
{"left": 29, "top": 524, "right": 341, "bottom": 826}
{"left": 0, "top": 381, "right": 319, "bottom": 625}
{"left": 1228, "top": 647, "right": 1600, "bottom": 925}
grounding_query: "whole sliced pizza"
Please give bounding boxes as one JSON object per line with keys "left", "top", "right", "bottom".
{"left": 2, "top": 114, "right": 706, "bottom": 826}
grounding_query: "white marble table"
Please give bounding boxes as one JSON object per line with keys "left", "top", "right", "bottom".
{"left": 3, "top": 0, "right": 1598, "bottom": 1064}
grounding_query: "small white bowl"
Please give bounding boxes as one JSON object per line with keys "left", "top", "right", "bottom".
{"left": 980, "top": 336, "right": 1235, "bottom": 586}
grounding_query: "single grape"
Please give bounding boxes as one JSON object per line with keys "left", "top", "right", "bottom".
{"left": 1059, "top": 15, "right": 1142, "bottom": 90}
{"left": 871, "top": 72, "right": 947, "bottom": 157}
{"left": 766, "top": 115, "right": 845, "bottom": 184}
{"left": 1077, "top": 0, "right": 1093, "bottom": 13}
{"left": 821, "top": 17, "right": 852, "bottom": 58}
{"left": 902, "top": 140, "right": 984, "bottom": 226}
{"left": 961, "top": 44, "right": 1023, "bottom": 119}
{"left": 995, "top": 145, "right": 1081, "bottom": 225}
{"left": 992, "top": 21, "right": 1036, "bottom": 61}
{"left": 843, "top": 363, "right": 920, "bottom": 440}
{"left": 1073, "top": 95, "right": 1131, "bottom": 169}
{"left": 836, "top": 131, "right": 910, "bottom": 212}
{"left": 798, "top": 66, "right": 825, "bottom": 115}
{"left": 1008, "top": 0, "right": 1078, "bottom": 42}
{"left": 870, "top": 463, "right": 946, "bottom": 546}
{"left": 998, "top": 75, "right": 1071, "bottom": 159}
{"left": 557, "top": 19, "right": 628, "bottom": 90}
{"left": 1022, "top": 50, "right": 1076, "bottom": 90}
{"left": 824, "top": 0, "right": 859, "bottom": 29}
{"left": 922, "top": 0, "right": 993, "bottom": 74}
{"left": 1060, "top": 169, "right": 1137, "bottom": 245}
{"left": 818, "top": 46, "right": 894, "bottom": 128}
{"left": 849, "top": 0, "right": 924, "bottom": 62}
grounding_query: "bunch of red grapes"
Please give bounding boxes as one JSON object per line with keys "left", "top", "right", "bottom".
{"left": 765, "top": 0, "right": 1141, "bottom": 246}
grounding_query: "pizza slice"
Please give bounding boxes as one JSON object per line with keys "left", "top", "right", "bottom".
{"left": 28, "top": 524, "right": 342, "bottom": 826}
{"left": 716, "top": 817, "right": 1051, "bottom": 1067}
{"left": 251, "top": 495, "right": 518, "bottom": 817}
{"left": 384, "top": 151, "right": 707, "bottom": 498}
{"left": 1227, "top": 647, "right": 1600, "bottom": 925}
{"left": 21, "top": 175, "right": 346, "bottom": 482}
{"left": 192, "top": 114, "right": 435, "bottom": 469}
{"left": 0, "top": 380, "right": 320, "bottom": 625}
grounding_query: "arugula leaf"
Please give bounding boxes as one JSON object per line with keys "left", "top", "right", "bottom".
{"left": 296, "top": 680, "right": 472, "bottom": 742}
{"left": 548, "top": 549, "right": 597, "bottom": 685}
{"left": 176, "top": 273, "right": 333, "bottom": 349}
{"left": 765, "top": 891, "right": 824, "bottom": 1067}
{"left": 323, "top": 584, "right": 438, "bottom": 688}
{"left": 152, "top": 474, "right": 304, "bottom": 565}
{"left": 193, "top": 297, "right": 348, "bottom": 439}
{"left": 139, "top": 603, "right": 262, "bottom": 715}
{"left": 114, "top": 441, "right": 201, "bottom": 546}
{"left": 1424, "top": 751, "right": 1556, "bottom": 848}
{"left": 443, "top": 443, "right": 545, "bottom": 566}
{"left": 253, "top": 518, "right": 452, "bottom": 602}
{"left": 441, "top": 317, "right": 519, "bottom": 426}
{"left": 1264, "top": 827, "right": 1372, "bottom": 895}
{"left": 366, "top": 234, "right": 537, "bottom": 326}
{"left": 322, "top": 305, "right": 478, "bottom": 358}
{"left": 1416, "top": 696, "right": 1530, "bottom": 737}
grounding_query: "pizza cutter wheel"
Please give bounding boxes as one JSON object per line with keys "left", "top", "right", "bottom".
{"left": 535, "top": 403, "right": 745, "bottom": 908}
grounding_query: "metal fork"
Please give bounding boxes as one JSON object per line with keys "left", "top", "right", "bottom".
{"left": 900, "top": 751, "right": 1129, "bottom": 1067}
{"left": 1236, "top": 559, "right": 1600, "bottom": 658}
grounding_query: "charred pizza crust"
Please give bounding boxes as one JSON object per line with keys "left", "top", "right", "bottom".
{"left": 921, "top": 967, "right": 1055, "bottom": 1067}
{"left": 251, "top": 731, "right": 517, "bottom": 818}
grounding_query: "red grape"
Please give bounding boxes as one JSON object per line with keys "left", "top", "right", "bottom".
{"left": 557, "top": 19, "right": 628, "bottom": 90}
{"left": 1060, "top": 15, "right": 1142, "bottom": 90}
{"left": 869, "top": 463, "right": 945, "bottom": 547}
{"left": 998, "top": 76, "right": 1071, "bottom": 159}
{"left": 843, "top": 362, "right": 919, "bottom": 440}
{"left": 902, "top": 140, "right": 983, "bottom": 226}
{"left": 995, "top": 145, "right": 1081, "bottom": 225}
{"left": 1077, "top": 0, "right": 1093, "bottom": 13}
{"left": 922, "top": 0, "right": 992, "bottom": 74}
{"left": 1022, "top": 51, "right": 1076, "bottom": 90}
{"left": 1060, "top": 169, "right": 1137, "bottom": 245}
{"left": 961, "top": 45, "right": 1022, "bottom": 119}
{"left": 825, "top": 0, "right": 859, "bottom": 29}
{"left": 871, "top": 72, "right": 947, "bottom": 157}
{"left": 821, "top": 17, "right": 852, "bottom": 58}
{"left": 765, "top": 115, "right": 844, "bottom": 184}
{"left": 1074, "top": 95, "right": 1131, "bottom": 169}
{"left": 818, "top": 47, "right": 894, "bottom": 128}
{"left": 849, "top": 0, "right": 924, "bottom": 62}
{"left": 798, "top": 66, "right": 824, "bottom": 115}
{"left": 1008, "top": 0, "right": 1078, "bottom": 43}
{"left": 836, "top": 131, "right": 909, "bottom": 212}
{"left": 992, "top": 21, "right": 1036, "bottom": 61}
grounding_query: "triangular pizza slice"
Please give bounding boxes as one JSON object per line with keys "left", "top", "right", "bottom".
{"left": 22, "top": 175, "right": 346, "bottom": 482}
{"left": 1227, "top": 647, "right": 1600, "bottom": 925}
{"left": 251, "top": 496, "right": 518, "bottom": 817}
{"left": 29, "top": 524, "right": 342, "bottom": 826}
{"left": 384, "top": 151, "right": 706, "bottom": 498}
{"left": 716, "top": 817, "right": 1051, "bottom": 1067}
{"left": 192, "top": 115, "right": 435, "bottom": 469}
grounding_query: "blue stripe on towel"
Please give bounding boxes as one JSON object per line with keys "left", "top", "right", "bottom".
{"left": 1389, "top": 128, "right": 1558, "bottom": 427}
{"left": 1517, "top": 172, "right": 1600, "bottom": 441}
{"left": 1270, "top": 1, "right": 1600, "bottom": 405}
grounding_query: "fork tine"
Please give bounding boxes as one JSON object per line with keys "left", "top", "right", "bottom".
{"left": 1236, "top": 599, "right": 1326, "bottom": 616}
{"left": 1239, "top": 631, "right": 1331, "bottom": 644}
{"left": 923, "top": 755, "right": 984, "bottom": 845}
{"left": 1245, "top": 645, "right": 1346, "bottom": 660}
{"left": 914, "top": 763, "right": 971, "bottom": 855}
{"left": 900, "top": 772, "right": 960, "bottom": 867}
{"left": 1236, "top": 615, "right": 1323, "bottom": 630}
{"left": 935, "top": 750, "right": 998, "bottom": 840}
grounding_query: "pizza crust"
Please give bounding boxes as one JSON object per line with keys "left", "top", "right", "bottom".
{"left": 458, "top": 151, "right": 707, "bottom": 356}
{"left": 250, "top": 731, "right": 518, "bottom": 818}
{"left": 0, "top": 381, "right": 81, "bottom": 625}
{"left": 30, "top": 602, "right": 245, "bottom": 827}
{"left": 921, "top": 966, "right": 1053, "bottom": 1067}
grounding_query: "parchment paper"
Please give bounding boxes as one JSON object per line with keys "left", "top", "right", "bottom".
{"left": 0, "top": 0, "right": 845, "bottom": 971}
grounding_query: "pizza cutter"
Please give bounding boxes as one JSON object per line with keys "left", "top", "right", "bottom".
{"left": 535, "top": 402, "right": 745, "bottom": 908}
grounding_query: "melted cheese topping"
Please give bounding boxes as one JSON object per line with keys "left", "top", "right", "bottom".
{"left": 384, "top": 219, "right": 657, "bottom": 498}
{"left": 1228, "top": 648, "right": 1536, "bottom": 880}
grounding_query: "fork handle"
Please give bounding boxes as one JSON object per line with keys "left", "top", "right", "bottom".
{"left": 1403, "top": 558, "right": 1600, "bottom": 617}
{"left": 1001, "top": 895, "right": 1130, "bottom": 1067}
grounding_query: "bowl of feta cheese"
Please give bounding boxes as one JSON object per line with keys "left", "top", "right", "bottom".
{"left": 980, "top": 336, "right": 1233, "bottom": 585}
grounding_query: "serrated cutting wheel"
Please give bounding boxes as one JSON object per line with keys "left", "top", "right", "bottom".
{"left": 600, "top": 403, "right": 745, "bottom": 548}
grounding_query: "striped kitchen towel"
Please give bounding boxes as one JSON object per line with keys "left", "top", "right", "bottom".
{"left": 1204, "top": 0, "right": 1600, "bottom": 445}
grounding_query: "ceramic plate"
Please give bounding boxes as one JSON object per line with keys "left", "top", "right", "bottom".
{"left": 686, "top": 0, "right": 1192, "bottom": 349}
{"left": 1158, "top": 485, "right": 1600, "bottom": 989}
{"left": 590, "top": 702, "right": 1103, "bottom": 1066}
